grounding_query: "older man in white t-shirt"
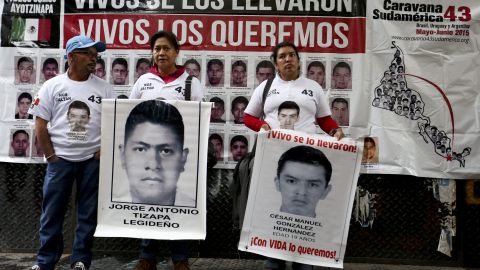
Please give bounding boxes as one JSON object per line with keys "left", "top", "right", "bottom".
{"left": 28, "top": 35, "right": 115, "bottom": 270}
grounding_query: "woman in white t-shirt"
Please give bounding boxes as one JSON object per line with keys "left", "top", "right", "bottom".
{"left": 244, "top": 41, "right": 344, "bottom": 270}
{"left": 130, "top": 31, "right": 202, "bottom": 270}
{"left": 244, "top": 41, "right": 344, "bottom": 139}
{"left": 129, "top": 31, "right": 202, "bottom": 101}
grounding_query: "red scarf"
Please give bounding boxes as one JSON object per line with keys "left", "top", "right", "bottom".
{"left": 149, "top": 65, "right": 186, "bottom": 84}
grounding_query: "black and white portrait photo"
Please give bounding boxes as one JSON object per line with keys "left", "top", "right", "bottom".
{"left": 118, "top": 100, "right": 193, "bottom": 206}
{"left": 111, "top": 100, "right": 203, "bottom": 207}
{"left": 275, "top": 145, "right": 332, "bottom": 218}
{"left": 96, "top": 99, "right": 211, "bottom": 240}
{"left": 67, "top": 101, "right": 90, "bottom": 132}
{"left": 239, "top": 130, "right": 362, "bottom": 267}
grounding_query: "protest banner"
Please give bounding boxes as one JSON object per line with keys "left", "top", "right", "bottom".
{"left": 95, "top": 99, "right": 210, "bottom": 240}
{"left": 351, "top": 0, "right": 480, "bottom": 178}
{"left": 239, "top": 130, "right": 362, "bottom": 268}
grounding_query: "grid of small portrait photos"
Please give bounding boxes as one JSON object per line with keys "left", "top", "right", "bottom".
{"left": 78, "top": 50, "right": 153, "bottom": 98}
{"left": 310, "top": 56, "right": 356, "bottom": 132}
{"left": 1, "top": 48, "right": 361, "bottom": 164}
{"left": 0, "top": 49, "right": 64, "bottom": 162}
{"left": 306, "top": 56, "right": 356, "bottom": 133}
{"left": 175, "top": 51, "right": 360, "bottom": 169}
{"left": 182, "top": 51, "right": 267, "bottom": 169}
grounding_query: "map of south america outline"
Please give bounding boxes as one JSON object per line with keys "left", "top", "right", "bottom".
{"left": 371, "top": 41, "right": 471, "bottom": 167}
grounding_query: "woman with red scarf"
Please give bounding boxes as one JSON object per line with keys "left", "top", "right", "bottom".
{"left": 130, "top": 31, "right": 202, "bottom": 270}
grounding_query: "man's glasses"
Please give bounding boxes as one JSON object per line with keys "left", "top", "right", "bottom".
{"left": 73, "top": 50, "right": 101, "bottom": 60}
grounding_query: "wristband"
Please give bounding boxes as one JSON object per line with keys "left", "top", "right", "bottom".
{"left": 329, "top": 128, "right": 339, "bottom": 136}
{"left": 46, "top": 153, "right": 56, "bottom": 160}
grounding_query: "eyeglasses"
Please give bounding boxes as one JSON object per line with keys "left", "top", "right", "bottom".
{"left": 73, "top": 50, "right": 101, "bottom": 60}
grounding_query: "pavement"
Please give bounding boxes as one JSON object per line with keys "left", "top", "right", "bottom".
{"left": 0, "top": 253, "right": 478, "bottom": 270}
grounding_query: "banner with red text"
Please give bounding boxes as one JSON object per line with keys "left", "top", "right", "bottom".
{"left": 239, "top": 130, "right": 362, "bottom": 268}
{"left": 0, "top": 0, "right": 366, "bottom": 170}
{"left": 349, "top": 0, "right": 480, "bottom": 179}
{"left": 95, "top": 99, "right": 210, "bottom": 240}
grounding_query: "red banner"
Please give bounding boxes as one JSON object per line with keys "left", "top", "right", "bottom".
{"left": 64, "top": 14, "right": 365, "bottom": 53}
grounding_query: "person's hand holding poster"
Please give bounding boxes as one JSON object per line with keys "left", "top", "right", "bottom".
{"left": 239, "top": 130, "right": 362, "bottom": 268}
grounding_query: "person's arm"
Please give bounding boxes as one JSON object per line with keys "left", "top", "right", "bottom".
{"left": 35, "top": 117, "right": 58, "bottom": 162}
{"left": 244, "top": 113, "right": 270, "bottom": 132}
{"left": 129, "top": 77, "right": 142, "bottom": 99}
{"left": 316, "top": 115, "right": 344, "bottom": 140}
{"left": 244, "top": 81, "right": 269, "bottom": 131}
{"left": 191, "top": 77, "right": 204, "bottom": 101}
{"left": 106, "top": 84, "right": 117, "bottom": 99}
{"left": 311, "top": 78, "right": 344, "bottom": 140}
{"left": 95, "top": 85, "right": 116, "bottom": 160}
{"left": 94, "top": 150, "right": 101, "bottom": 160}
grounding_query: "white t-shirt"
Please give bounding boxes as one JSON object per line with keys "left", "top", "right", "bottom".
{"left": 130, "top": 71, "right": 203, "bottom": 101}
{"left": 29, "top": 73, "right": 115, "bottom": 161}
{"left": 244, "top": 76, "right": 331, "bottom": 134}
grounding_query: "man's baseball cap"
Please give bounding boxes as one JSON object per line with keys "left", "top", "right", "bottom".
{"left": 65, "top": 35, "right": 106, "bottom": 56}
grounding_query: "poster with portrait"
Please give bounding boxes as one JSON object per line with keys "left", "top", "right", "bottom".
{"left": 95, "top": 99, "right": 211, "bottom": 240}
{"left": 239, "top": 130, "right": 362, "bottom": 268}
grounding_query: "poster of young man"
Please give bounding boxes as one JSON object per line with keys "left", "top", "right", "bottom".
{"left": 95, "top": 99, "right": 211, "bottom": 240}
{"left": 239, "top": 130, "right": 362, "bottom": 268}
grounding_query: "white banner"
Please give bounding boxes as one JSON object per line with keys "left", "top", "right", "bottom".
{"left": 95, "top": 99, "right": 211, "bottom": 240}
{"left": 351, "top": 0, "right": 480, "bottom": 178}
{"left": 239, "top": 130, "right": 362, "bottom": 268}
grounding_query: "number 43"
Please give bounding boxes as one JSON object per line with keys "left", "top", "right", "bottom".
{"left": 88, "top": 95, "right": 102, "bottom": 104}
{"left": 444, "top": 6, "right": 471, "bottom": 22}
